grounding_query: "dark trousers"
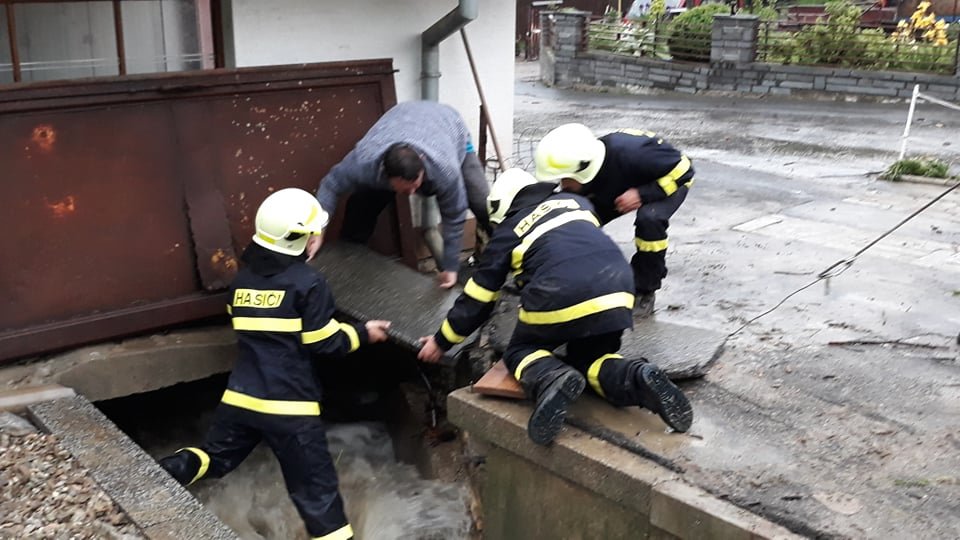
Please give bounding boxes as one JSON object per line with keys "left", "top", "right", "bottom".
{"left": 339, "top": 152, "right": 491, "bottom": 245}
{"left": 632, "top": 185, "right": 688, "bottom": 294}
{"left": 503, "top": 330, "right": 649, "bottom": 407}
{"left": 159, "top": 405, "right": 349, "bottom": 539}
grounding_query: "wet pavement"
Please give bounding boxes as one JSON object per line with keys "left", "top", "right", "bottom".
{"left": 511, "top": 61, "right": 960, "bottom": 538}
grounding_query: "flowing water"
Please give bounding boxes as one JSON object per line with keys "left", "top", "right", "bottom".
{"left": 100, "top": 377, "right": 473, "bottom": 540}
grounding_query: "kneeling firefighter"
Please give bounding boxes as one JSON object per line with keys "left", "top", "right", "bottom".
{"left": 418, "top": 169, "right": 693, "bottom": 445}
{"left": 159, "top": 188, "right": 391, "bottom": 540}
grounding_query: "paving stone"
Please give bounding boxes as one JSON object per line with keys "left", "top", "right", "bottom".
{"left": 487, "top": 293, "right": 723, "bottom": 379}
{"left": 312, "top": 243, "right": 473, "bottom": 365}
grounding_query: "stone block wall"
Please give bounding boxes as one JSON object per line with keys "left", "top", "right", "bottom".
{"left": 540, "top": 10, "right": 960, "bottom": 102}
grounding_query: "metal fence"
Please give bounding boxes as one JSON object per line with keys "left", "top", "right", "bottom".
{"left": 587, "top": 18, "right": 716, "bottom": 62}
{"left": 758, "top": 20, "right": 959, "bottom": 75}
{"left": 588, "top": 14, "right": 959, "bottom": 75}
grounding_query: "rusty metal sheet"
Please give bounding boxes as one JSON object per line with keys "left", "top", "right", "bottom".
{"left": 0, "top": 60, "right": 400, "bottom": 363}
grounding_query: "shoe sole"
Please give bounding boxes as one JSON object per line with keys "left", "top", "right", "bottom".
{"left": 527, "top": 371, "right": 585, "bottom": 446}
{"left": 640, "top": 364, "right": 693, "bottom": 433}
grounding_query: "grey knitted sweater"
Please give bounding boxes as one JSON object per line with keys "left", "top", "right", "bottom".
{"left": 316, "top": 101, "right": 470, "bottom": 271}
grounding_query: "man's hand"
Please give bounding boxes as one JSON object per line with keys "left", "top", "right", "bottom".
{"left": 418, "top": 336, "right": 444, "bottom": 364}
{"left": 305, "top": 236, "right": 323, "bottom": 262}
{"left": 615, "top": 188, "right": 642, "bottom": 214}
{"left": 438, "top": 271, "right": 458, "bottom": 289}
{"left": 365, "top": 320, "right": 391, "bottom": 343}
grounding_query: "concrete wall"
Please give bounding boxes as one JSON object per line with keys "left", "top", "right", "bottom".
{"left": 542, "top": 11, "right": 960, "bottom": 102}
{"left": 227, "top": 0, "right": 516, "bottom": 154}
{"left": 449, "top": 389, "right": 803, "bottom": 540}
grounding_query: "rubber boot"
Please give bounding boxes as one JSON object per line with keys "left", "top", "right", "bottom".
{"left": 525, "top": 366, "right": 586, "bottom": 446}
{"left": 634, "top": 292, "right": 656, "bottom": 318}
{"left": 635, "top": 363, "right": 693, "bottom": 432}
{"left": 159, "top": 450, "right": 202, "bottom": 485}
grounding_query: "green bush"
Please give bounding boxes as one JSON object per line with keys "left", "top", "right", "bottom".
{"left": 667, "top": 3, "right": 730, "bottom": 62}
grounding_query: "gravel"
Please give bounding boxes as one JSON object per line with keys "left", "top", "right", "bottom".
{"left": 0, "top": 412, "right": 145, "bottom": 540}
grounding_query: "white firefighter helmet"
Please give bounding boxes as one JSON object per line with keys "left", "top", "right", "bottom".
{"left": 252, "top": 188, "right": 329, "bottom": 256}
{"left": 487, "top": 168, "right": 539, "bottom": 225}
{"left": 534, "top": 123, "right": 606, "bottom": 184}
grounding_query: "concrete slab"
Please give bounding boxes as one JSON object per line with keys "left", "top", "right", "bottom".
{"left": 28, "top": 395, "right": 236, "bottom": 539}
{"left": 312, "top": 243, "right": 473, "bottom": 364}
{"left": 488, "top": 292, "right": 723, "bottom": 379}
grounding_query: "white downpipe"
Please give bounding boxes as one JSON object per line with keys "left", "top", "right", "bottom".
{"left": 418, "top": 0, "right": 479, "bottom": 270}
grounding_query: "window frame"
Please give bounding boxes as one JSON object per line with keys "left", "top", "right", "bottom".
{"left": 1, "top": 0, "right": 221, "bottom": 84}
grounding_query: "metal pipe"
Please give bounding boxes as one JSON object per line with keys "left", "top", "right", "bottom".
{"left": 899, "top": 84, "right": 919, "bottom": 161}
{"left": 6, "top": 3, "right": 21, "bottom": 83}
{"left": 461, "top": 27, "right": 505, "bottom": 172}
{"left": 419, "top": 0, "right": 478, "bottom": 268}
{"left": 112, "top": 0, "right": 127, "bottom": 76}
{"left": 421, "top": 0, "right": 478, "bottom": 100}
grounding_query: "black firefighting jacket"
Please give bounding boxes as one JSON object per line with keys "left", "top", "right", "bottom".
{"left": 584, "top": 130, "right": 695, "bottom": 224}
{"left": 433, "top": 183, "right": 634, "bottom": 351}
{"left": 222, "top": 243, "right": 368, "bottom": 416}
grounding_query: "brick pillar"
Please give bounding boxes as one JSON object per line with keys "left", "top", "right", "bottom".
{"left": 540, "top": 10, "right": 589, "bottom": 87}
{"left": 710, "top": 15, "right": 760, "bottom": 65}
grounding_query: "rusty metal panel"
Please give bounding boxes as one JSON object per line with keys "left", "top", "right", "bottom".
{"left": 0, "top": 60, "right": 399, "bottom": 362}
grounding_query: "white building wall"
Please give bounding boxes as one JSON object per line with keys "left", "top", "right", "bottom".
{"left": 229, "top": 0, "right": 516, "bottom": 164}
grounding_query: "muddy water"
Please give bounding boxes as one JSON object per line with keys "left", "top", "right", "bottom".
{"left": 99, "top": 377, "right": 472, "bottom": 540}
{"left": 180, "top": 422, "right": 472, "bottom": 540}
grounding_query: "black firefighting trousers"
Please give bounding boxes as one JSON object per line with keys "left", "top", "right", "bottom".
{"left": 159, "top": 405, "right": 350, "bottom": 540}
{"left": 632, "top": 185, "right": 689, "bottom": 294}
{"left": 504, "top": 328, "right": 651, "bottom": 407}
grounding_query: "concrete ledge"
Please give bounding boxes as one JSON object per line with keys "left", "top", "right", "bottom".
{"left": 0, "top": 384, "right": 75, "bottom": 412}
{"left": 449, "top": 388, "right": 802, "bottom": 540}
{"left": 28, "top": 395, "right": 236, "bottom": 539}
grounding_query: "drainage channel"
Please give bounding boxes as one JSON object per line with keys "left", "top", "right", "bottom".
{"left": 91, "top": 342, "right": 476, "bottom": 539}
{"left": 97, "top": 345, "right": 472, "bottom": 540}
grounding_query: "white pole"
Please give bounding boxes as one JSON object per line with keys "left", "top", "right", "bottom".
{"left": 899, "top": 84, "right": 920, "bottom": 162}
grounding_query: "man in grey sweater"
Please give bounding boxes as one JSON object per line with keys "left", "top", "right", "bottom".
{"left": 312, "top": 101, "right": 489, "bottom": 288}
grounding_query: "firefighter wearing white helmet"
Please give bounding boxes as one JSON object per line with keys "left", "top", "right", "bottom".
{"left": 418, "top": 168, "right": 692, "bottom": 446}
{"left": 253, "top": 188, "right": 329, "bottom": 256}
{"left": 535, "top": 123, "right": 694, "bottom": 318}
{"left": 486, "top": 167, "right": 538, "bottom": 224}
{"left": 160, "top": 187, "right": 390, "bottom": 540}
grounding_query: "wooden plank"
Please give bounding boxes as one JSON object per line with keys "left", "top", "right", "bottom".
{"left": 473, "top": 360, "right": 526, "bottom": 399}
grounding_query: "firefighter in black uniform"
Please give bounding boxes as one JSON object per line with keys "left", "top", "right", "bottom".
{"left": 417, "top": 169, "right": 692, "bottom": 446}
{"left": 534, "top": 123, "right": 694, "bottom": 317}
{"left": 159, "top": 188, "right": 390, "bottom": 540}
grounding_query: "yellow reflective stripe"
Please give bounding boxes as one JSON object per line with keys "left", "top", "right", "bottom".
{"left": 635, "top": 238, "right": 668, "bottom": 252}
{"left": 302, "top": 319, "right": 341, "bottom": 344}
{"left": 464, "top": 278, "right": 500, "bottom": 303}
{"left": 587, "top": 354, "right": 621, "bottom": 398}
{"left": 511, "top": 210, "right": 600, "bottom": 272}
{"left": 655, "top": 156, "right": 691, "bottom": 197}
{"left": 441, "top": 319, "right": 466, "bottom": 344}
{"left": 226, "top": 304, "right": 232, "bottom": 315}
{"left": 256, "top": 232, "right": 278, "bottom": 245}
{"left": 313, "top": 524, "right": 354, "bottom": 540}
{"left": 339, "top": 322, "right": 360, "bottom": 352}
{"left": 232, "top": 317, "right": 302, "bottom": 332}
{"left": 179, "top": 447, "right": 210, "bottom": 486}
{"left": 518, "top": 292, "right": 635, "bottom": 325}
{"left": 514, "top": 349, "right": 552, "bottom": 380}
{"left": 221, "top": 389, "right": 321, "bottom": 416}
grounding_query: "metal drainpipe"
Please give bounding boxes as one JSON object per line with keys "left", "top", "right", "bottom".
{"left": 418, "top": 0, "right": 479, "bottom": 271}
